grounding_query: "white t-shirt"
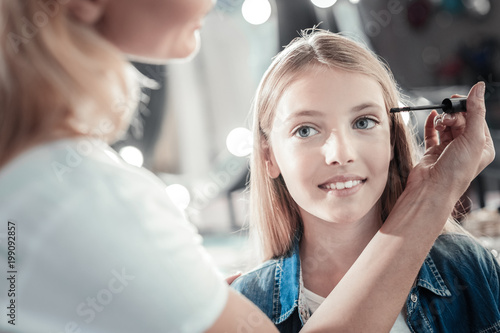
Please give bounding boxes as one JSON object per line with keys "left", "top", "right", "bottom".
{"left": 0, "top": 138, "right": 228, "bottom": 333}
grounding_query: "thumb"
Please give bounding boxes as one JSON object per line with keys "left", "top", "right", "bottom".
{"left": 464, "top": 81, "right": 486, "bottom": 138}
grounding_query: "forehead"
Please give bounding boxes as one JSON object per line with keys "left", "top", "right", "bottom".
{"left": 277, "top": 66, "right": 385, "bottom": 115}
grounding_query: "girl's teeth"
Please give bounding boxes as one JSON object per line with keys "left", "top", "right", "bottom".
{"left": 324, "top": 180, "right": 361, "bottom": 190}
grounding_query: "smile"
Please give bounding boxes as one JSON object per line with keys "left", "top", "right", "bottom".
{"left": 320, "top": 180, "right": 363, "bottom": 190}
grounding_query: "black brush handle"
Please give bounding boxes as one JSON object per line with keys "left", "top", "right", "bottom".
{"left": 441, "top": 97, "right": 467, "bottom": 113}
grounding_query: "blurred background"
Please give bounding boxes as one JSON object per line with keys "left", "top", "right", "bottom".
{"left": 113, "top": 0, "right": 500, "bottom": 274}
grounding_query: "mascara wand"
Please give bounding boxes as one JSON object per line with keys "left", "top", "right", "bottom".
{"left": 390, "top": 97, "right": 467, "bottom": 114}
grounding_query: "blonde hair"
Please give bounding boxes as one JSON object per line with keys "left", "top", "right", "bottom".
{"left": 250, "top": 30, "right": 461, "bottom": 260}
{"left": 0, "top": 0, "right": 137, "bottom": 166}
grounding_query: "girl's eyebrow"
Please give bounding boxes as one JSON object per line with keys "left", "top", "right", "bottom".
{"left": 284, "top": 110, "right": 324, "bottom": 123}
{"left": 284, "top": 102, "right": 384, "bottom": 123}
{"left": 351, "top": 102, "right": 384, "bottom": 113}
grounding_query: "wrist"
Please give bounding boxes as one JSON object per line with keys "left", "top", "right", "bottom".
{"left": 405, "top": 175, "right": 464, "bottom": 212}
{"left": 381, "top": 179, "right": 457, "bottom": 240}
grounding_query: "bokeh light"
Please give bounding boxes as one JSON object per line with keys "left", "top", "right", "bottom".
{"left": 311, "top": 0, "right": 338, "bottom": 9}
{"left": 166, "top": 184, "right": 191, "bottom": 211}
{"left": 226, "top": 127, "right": 253, "bottom": 157}
{"left": 466, "top": 0, "right": 491, "bottom": 16}
{"left": 242, "top": 0, "right": 272, "bottom": 25}
{"left": 118, "top": 146, "right": 144, "bottom": 167}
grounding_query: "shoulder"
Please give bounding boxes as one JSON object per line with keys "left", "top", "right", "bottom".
{"left": 431, "top": 233, "right": 500, "bottom": 287}
{"left": 0, "top": 137, "right": 190, "bottom": 244}
{"left": 231, "top": 259, "right": 280, "bottom": 318}
{"left": 232, "top": 259, "right": 279, "bottom": 292}
{"left": 420, "top": 235, "right": 500, "bottom": 332}
{"left": 1, "top": 138, "right": 177, "bottom": 212}
{"left": 432, "top": 233, "right": 498, "bottom": 266}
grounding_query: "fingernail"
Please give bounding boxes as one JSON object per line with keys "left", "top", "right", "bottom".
{"left": 443, "top": 113, "right": 455, "bottom": 121}
{"left": 434, "top": 118, "right": 443, "bottom": 129}
{"left": 476, "top": 81, "right": 485, "bottom": 99}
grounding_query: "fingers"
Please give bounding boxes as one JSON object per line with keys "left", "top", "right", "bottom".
{"left": 416, "top": 82, "right": 493, "bottom": 195}
{"left": 424, "top": 110, "right": 439, "bottom": 149}
{"left": 433, "top": 81, "right": 485, "bottom": 147}
{"left": 435, "top": 112, "right": 467, "bottom": 145}
{"left": 434, "top": 113, "right": 446, "bottom": 132}
{"left": 225, "top": 271, "right": 242, "bottom": 285}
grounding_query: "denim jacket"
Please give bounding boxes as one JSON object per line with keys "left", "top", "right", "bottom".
{"left": 232, "top": 234, "right": 500, "bottom": 333}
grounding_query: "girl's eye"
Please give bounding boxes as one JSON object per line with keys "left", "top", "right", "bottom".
{"left": 294, "top": 126, "right": 319, "bottom": 138}
{"left": 354, "top": 117, "right": 377, "bottom": 130}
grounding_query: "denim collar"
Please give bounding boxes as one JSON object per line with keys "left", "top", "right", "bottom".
{"left": 416, "top": 255, "right": 452, "bottom": 297}
{"left": 272, "top": 240, "right": 301, "bottom": 324}
{"left": 271, "top": 237, "right": 452, "bottom": 324}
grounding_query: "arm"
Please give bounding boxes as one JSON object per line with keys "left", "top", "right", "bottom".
{"left": 206, "top": 272, "right": 280, "bottom": 333}
{"left": 206, "top": 289, "right": 279, "bottom": 333}
{"left": 303, "top": 82, "right": 495, "bottom": 332}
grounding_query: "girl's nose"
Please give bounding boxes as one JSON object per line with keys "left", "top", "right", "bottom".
{"left": 322, "top": 131, "right": 356, "bottom": 166}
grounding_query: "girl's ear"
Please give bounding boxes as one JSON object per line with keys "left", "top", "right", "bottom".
{"left": 263, "top": 142, "right": 281, "bottom": 179}
{"left": 67, "top": 0, "right": 108, "bottom": 25}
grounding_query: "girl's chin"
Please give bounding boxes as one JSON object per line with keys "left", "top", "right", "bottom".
{"left": 311, "top": 211, "right": 372, "bottom": 225}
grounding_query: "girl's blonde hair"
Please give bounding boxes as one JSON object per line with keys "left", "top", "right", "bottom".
{"left": 0, "top": 0, "right": 137, "bottom": 166}
{"left": 250, "top": 30, "right": 459, "bottom": 260}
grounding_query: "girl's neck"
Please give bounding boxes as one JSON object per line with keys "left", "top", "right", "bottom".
{"left": 299, "top": 211, "right": 382, "bottom": 298}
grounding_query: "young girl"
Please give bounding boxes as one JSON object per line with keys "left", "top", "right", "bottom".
{"left": 232, "top": 30, "right": 500, "bottom": 332}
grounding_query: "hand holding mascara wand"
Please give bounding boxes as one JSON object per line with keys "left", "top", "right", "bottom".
{"left": 390, "top": 97, "right": 467, "bottom": 114}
